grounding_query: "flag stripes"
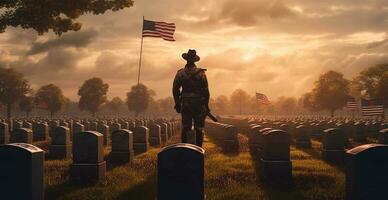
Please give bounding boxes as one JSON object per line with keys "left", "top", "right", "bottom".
{"left": 142, "top": 20, "right": 176, "bottom": 41}
{"left": 346, "top": 97, "right": 361, "bottom": 111}
{"left": 361, "top": 98, "right": 384, "bottom": 116}
{"left": 256, "top": 92, "right": 270, "bottom": 105}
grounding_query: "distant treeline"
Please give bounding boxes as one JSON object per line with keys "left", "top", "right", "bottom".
{"left": 0, "top": 64, "right": 386, "bottom": 118}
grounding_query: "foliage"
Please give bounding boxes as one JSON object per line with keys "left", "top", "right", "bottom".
{"left": 376, "top": 71, "right": 388, "bottom": 107}
{"left": 230, "top": 89, "right": 251, "bottom": 115}
{"left": 354, "top": 63, "right": 388, "bottom": 99}
{"left": 18, "top": 95, "right": 34, "bottom": 116}
{"left": 107, "top": 96, "right": 125, "bottom": 115}
{"left": 0, "top": 67, "right": 30, "bottom": 118}
{"left": 78, "top": 77, "right": 109, "bottom": 116}
{"left": 311, "top": 70, "right": 350, "bottom": 116}
{"left": 156, "top": 97, "right": 175, "bottom": 116}
{"left": 0, "top": 0, "right": 134, "bottom": 35}
{"left": 35, "top": 84, "right": 66, "bottom": 117}
{"left": 126, "top": 84, "right": 154, "bottom": 116}
{"left": 212, "top": 95, "right": 230, "bottom": 114}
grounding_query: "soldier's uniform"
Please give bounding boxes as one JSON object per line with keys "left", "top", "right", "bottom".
{"left": 173, "top": 56, "right": 209, "bottom": 147}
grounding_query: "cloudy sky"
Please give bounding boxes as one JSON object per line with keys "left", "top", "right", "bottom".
{"left": 0, "top": 0, "right": 388, "bottom": 101}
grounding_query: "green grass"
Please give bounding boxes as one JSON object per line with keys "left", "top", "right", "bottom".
{"left": 36, "top": 132, "right": 346, "bottom": 200}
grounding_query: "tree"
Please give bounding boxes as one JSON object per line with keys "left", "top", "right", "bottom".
{"left": 0, "top": 67, "right": 30, "bottom": 119}
{"left": 35, "top": 84, "right": 66, "bottom": 118}
{"left": 300, "top": 92, "right": 318, "bottom": 112}
{"left": 19, "top": 95, "right": 34, "bottom": 118}
{"left": 78, "top": 77, "right": 109, "bottom": 117}
{"left": 157, "top": 97, "right": 175, "bottom": 117}
{"left": 376, "top": 71, "right": 388, "bottom": 107}
{"left": 355, "top": 63, "right": 388, "bottom": 98}
{"left": 230, "top": 89, "right": 251, "bottom": 115}
{"left": 213, "top": 95, "right": 229, "bottom": 114}
{"left": 126, "top": 84, "right": 154, "bottom": 116}
{"left": 311, "top": 71, "right": 350, "bottom": 117}
{"left": 107, "top": 97, "right": 124, "bottom": 116}
{"left": 280, "top": 97, "right": 297, "bottom": 114}
{"left": 0, "top": 0, "right": 134, "bottom": 35}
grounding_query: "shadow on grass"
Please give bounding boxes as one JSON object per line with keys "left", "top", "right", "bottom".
{"left": 297, "top": 140, "right": 346, "bottom": 173}
{"left": 45, "top": 179, "right": 91, "bottom": 199}
{"left": 115, "top": 172, "right": 157, "bottom": 200}
{"left": 248, "top": 147, "right": 305, "bottom": 200}
{"left": 205, "top": 131, "right": 240, "bottom": 157}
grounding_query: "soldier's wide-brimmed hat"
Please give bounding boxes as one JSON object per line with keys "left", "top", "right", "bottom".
{"left": 182, "top": 49, "right": 200, "bottom": 62}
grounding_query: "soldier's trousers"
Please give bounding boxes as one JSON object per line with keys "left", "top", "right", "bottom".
{"left": 181, "top": 103, "right": 206, "bottom": 147}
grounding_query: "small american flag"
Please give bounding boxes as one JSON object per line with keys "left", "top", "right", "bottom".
{"left": 142, "top": 19, "right": 176, "bottom": 41}
{"left": 346, "top": 97, "right": 361, "bottom": 111}
{"left": 361, "top": 98, "right": 384, "bottom": 116}
{"left": 256, "top": 92, "right": 270, "bottom": 105}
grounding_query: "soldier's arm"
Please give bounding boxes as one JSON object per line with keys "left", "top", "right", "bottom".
{"left": 201, "top": 70, "right": 210, "bottom": 107}
{"left": 172, "top": 71, "right": 182, "bottom": 105}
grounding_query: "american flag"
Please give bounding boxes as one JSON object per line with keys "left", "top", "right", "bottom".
{"left": 256, "top": 92, "right": 270, "bottom": 105}
{"left": 361, "top": 98, "right": 384, "bottom": 116}
{"left": 142, "top": 19, "right": 176, "bottom": 41}
{"left": 346, "top": 97, "right": 361, "bottom": 111}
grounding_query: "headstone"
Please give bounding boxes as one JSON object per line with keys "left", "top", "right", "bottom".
{"left": 110, "top": 123, "right": 121, "bottom": 135}
{"left": 260, "top": 130, "right": 292, "bottom": 185}
{"left": 149, "top": 123, "right": 161, "bottom": 147}
{"left": 158, "top": 143, "right": 205, "bottom": 200}
{"left": 11, "top": 128, "right": 33, "bottom": 144}
{"left": 13, "top": 120, "right": 23, "bottom": 130}
{"left": 70, "top": 131, "right": 106, "bottom": 183}
{"left": 294, "top": 125, "right": 312, "bottom": 148}
{"left": 49, "top": 126, "right": 71, "bottom": 159}
{"left": 133, "top": 126, "right": 149, "bottom": 153}
{"left": 73, "top": 122, "right": 85, "bottom": 135}
{"left": 378, "top": 128, "right": 388, "bottom": 144}
{"left": 0, "top": 122, "right": 10, "bottom": 144}
{"left": 322, "top": 128, "right": 345, "bottom": 162}
{"left": 158, "top": 123, "right": 169, "bottom": 143}
{"left": 32, "top": 123, "right": 49, "bottom": 141}
{"left": 48, "top": 120, "right": 59, "bottom": 137}
{"left": 98, "top": 123, "right": 110, "bottom": 146}
{"left": 89, "top": 121, "right": 98, "bottom": 131}
{"left": 0, "top": 143, "right": 44, "bottom": 200}
{"left": 346, "top": 144, "right": 388, "bottom": 200}
{"left": 23, "top": 121, "right": 32, "bottom": 129}
{"left": 111, "top": 129, "right": 134, "bottom": 164}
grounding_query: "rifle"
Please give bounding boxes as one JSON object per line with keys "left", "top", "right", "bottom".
{"left": 207, "top": 112, "right": 218, "bottom": 122}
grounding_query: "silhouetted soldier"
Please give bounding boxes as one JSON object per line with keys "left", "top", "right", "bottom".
{"left": 173, "top": 49, "right": 210, "bottom": 147}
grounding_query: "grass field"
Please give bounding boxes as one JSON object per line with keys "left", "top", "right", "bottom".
{"left": 38, "top": 131, "right": 347, "bottom": 200}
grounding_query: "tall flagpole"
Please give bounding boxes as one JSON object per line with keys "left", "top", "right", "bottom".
{"left": 137, "top": 16, "right": 145, "bottom": 85}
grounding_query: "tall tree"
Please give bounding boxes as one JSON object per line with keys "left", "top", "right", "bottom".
{"left": 35, "top": 84, "right": 66, "bottom": 118}
{"left": 355, "top": 63, "right": 388, "bottom": 98}
{"left": 78, "top": 77, "right": 109, "bottom": 117}
{"left": 0, "top": 0, "right": 134, "bottom": 35}
{"left": 107, "top": 97, "right": 124, "bottom": 116}
{"left": 19, "top": 95, "right": 34, "bottom": 118}
{"left": 312, "top": 71, "right": 350, "bottom": 117}
{"left": 126, "top": 84, "right": 153, "bottom": 117}
{"left": 0, "top": 68, "right": 30, "bottom": 119}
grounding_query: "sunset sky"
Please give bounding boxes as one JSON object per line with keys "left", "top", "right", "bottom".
{"left": 0, "top": 0, "right": 387, "bottom": 101}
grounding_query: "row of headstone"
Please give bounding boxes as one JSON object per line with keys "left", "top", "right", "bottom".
{"left": 205, "top": 121, "right": 239, "bottom": 152}
{"left": 248, "top": 123, "right": 292, "bottom": 185}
